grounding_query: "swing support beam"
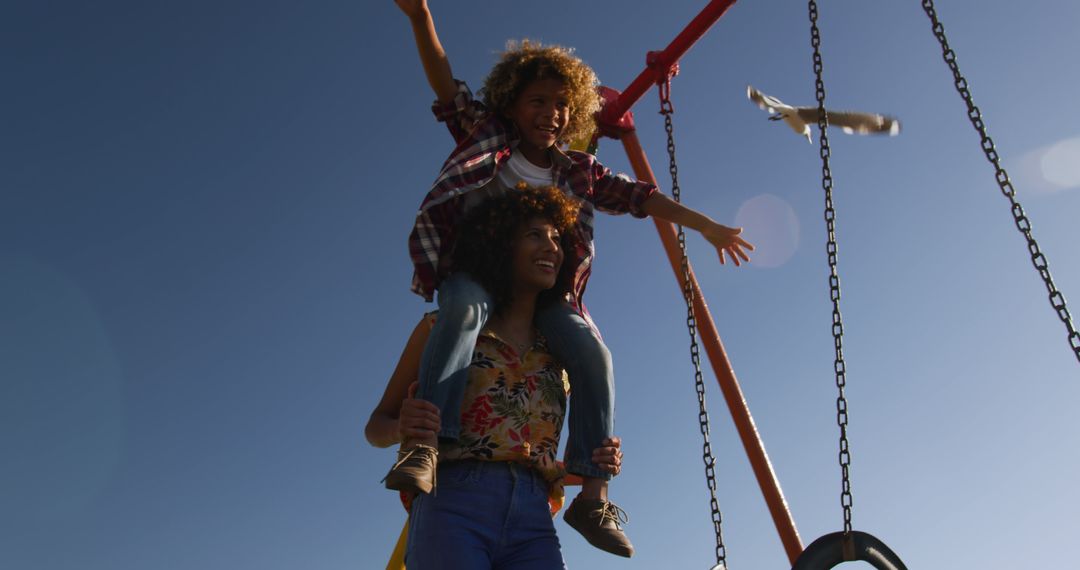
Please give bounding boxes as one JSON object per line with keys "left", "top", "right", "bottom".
{"left": 596, "top": 0, "right": 805, "bottom": 564}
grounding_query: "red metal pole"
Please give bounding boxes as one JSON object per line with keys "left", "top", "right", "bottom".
{"left": 599, "top": 0, "right": 739, "bottom": 128}
{"left": 590, "top": 0, "right": 804, "bottom": 561}
{"left": 620, "top": 131, "right": 804, "bottom": 563}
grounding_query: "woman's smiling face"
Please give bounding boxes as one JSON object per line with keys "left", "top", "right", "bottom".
{"left": 511, "top": 217, "right": 564, "bottom": 293}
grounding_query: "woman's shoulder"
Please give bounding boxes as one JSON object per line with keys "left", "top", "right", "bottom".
{"left": 422, "top": 311, "right": 438, "bottom": 329}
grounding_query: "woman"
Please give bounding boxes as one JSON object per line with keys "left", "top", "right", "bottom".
{"left": 366, "top": 186, "right": 624, "bottom": 569}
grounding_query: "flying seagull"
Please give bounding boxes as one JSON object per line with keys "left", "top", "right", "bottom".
{"left": 747, "top": 85, "right": 901, "bottom": 143}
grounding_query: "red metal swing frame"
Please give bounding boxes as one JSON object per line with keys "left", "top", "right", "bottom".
{"left": 596, "top": 0, "right": 804, "bottom": 563}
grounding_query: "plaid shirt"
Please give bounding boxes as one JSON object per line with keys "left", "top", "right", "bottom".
{"left": 409, "top": 80, "right": 657, "bottom": 312}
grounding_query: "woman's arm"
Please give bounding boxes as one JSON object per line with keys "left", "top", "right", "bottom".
{"left": 395, "top": 0, "right": 458, "bottom": 105}
{"left": 365, "top": 317, "right": 442, "bottom": 448}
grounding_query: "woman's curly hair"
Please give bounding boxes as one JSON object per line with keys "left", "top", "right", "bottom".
{"left": 481, "top": 40, "right": 601, "bottom": 146}
{"left": 452, "top": 185, "right": 581, "bottom": 313}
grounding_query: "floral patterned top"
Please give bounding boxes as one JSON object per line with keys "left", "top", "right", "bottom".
{"left": 427, "top": 314, "right": 570, "bottom": 515}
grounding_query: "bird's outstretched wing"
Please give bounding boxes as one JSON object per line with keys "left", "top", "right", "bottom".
{"left": 747, "top": 85, "right": 791, "bottom": 115}
{"left": 795, "top": 108, "right": 901, "bottom": 135}
{"left": 748, "top": 84, "right": 902, "bottom": 140}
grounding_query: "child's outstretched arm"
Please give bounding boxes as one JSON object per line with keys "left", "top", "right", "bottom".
{"left": 395, "top": 0, "right": 457, "bottom": 104}
{"left": 642, "top": 193, "right": 754, "bottom": 266}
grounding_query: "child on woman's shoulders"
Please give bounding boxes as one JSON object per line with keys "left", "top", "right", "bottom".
{"left": 386, "top": 0, "right": 754, "bottom": 558}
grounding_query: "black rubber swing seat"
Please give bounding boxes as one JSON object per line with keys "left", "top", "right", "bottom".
{"left": 791, "top": 531, "right": 907, "bottom": 570}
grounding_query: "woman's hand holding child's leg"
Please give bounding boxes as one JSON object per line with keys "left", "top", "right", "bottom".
{"left": 383, "top": 383, "right": 441, "bottom": 494}
{"left": 564, "top": 436, "right": 635, "bottom": 558}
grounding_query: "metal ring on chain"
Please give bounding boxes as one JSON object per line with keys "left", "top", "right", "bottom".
{"left": 921, "top": 0, "right": 1080, "bottom": 365}
{"left": 659, "top": 82, "right": 728, "bottom": 568}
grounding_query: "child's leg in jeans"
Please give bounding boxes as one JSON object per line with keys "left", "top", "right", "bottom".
{"left": 416, "top": 272, "right": 493, "bottom": 443}
{"left": 536, "top": 304, "right": 634, "bottom": 557}
{"left": 384, "top": 273, "right": 492, "bottom": 494}
{"left": 535, "top": 302, "right": 614, "bottom": 496}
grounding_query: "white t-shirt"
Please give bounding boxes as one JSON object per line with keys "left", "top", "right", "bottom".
{"left": 498, "top": 151, "right": 556, "bottom": 188}
{"left": 464, "top": 150, "right": 556, "bottom": 213}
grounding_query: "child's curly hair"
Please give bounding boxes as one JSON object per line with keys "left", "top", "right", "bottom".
{"left": 452, "top": 185, "right": 581, "bottom": 313}
{"left": 482, "top": 40, "right": 601, "bottom": 146}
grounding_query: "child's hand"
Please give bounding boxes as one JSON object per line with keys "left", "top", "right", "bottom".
{"left": 592, "top": 436, "right": 624, "bottom": 476}
{"left": 394, "top": 0, "right": 429, "bottom": 20}
{"left": 398, "top": 381, "right": 441, "bottom": 442}
{"left": 703, "top": 223, "right": 754, "bottom": 267}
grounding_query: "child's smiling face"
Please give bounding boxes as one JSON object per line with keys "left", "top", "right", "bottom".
{"left": 507, "top": 78, "right": 571, "bottom": 164}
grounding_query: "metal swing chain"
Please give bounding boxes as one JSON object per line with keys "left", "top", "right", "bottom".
{"left": 809, "top": 0, "right": 854, "bottom": 535}
{"left": 922, "top": 0, "right": 1080, "bottom": 365}
{"left": 659, "top": 80, "right": 728, "bottom": 568}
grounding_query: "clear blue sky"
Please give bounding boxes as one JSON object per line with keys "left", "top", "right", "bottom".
{"left": 3, "top": 1, "right": 1079, "bottom": 568}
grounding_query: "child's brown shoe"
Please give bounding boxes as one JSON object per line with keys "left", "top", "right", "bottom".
{"left": 563, "top": 496, "right": 634, "bottom": 557}
{"left": 382, "top": 444, "right": 438, "bottom": 495}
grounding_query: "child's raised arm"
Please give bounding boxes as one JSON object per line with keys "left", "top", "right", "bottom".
{"left": 395, "top": 0, "right": 457, "bottom": 105}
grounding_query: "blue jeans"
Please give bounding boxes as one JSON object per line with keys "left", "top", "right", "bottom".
{"left": 406, "top": 461, "right": 566, "bottom": 569}
{"left": 418, "top": 273, "right": 615, "bottom": 480}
